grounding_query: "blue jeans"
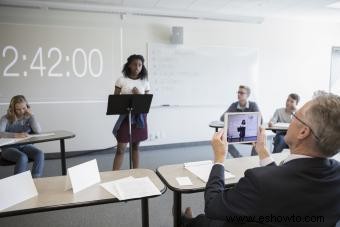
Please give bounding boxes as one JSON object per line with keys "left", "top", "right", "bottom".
{"left": 1, "top": 144, "right": 44, "bottom": 178}
{"left": 273, "top": 133, "right": 289, "bottom": 153}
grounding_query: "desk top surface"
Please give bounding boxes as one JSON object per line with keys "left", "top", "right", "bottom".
{"left": 157, "top": 152, "right": 340, "bottom": 193}
{"left": 209, "top": 121, "right": 224, "bottom": 128}
{"left": 0, "top": 169, "right": 165, "bottom": 217}
{"left": 0, "top": 130, "right": 75, "bottom": 148}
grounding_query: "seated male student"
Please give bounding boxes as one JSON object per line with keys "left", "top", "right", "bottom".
{"left": 269, "top": 93, "right": 300, "bottom": 153}
{"left": 183, "top": 92, "right": 340, "bottom": 227}
{"left": 220, "top": 85, "right": 260, "bottom": 158}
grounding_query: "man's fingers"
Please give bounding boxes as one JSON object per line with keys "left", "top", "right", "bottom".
{"left": 213, "top": 129, "right": 224, "bottom": 140}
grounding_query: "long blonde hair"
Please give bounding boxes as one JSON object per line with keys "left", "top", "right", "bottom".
{"left": 7, "top": 95, "right": 29, "bottom": 123}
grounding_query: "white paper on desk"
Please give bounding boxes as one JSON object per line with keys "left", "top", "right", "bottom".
{"left": 184, "top": 160, "right": 235, "bottom": 183}
{"left": 64, "top": 159, "right": 101, "bottom": 193}
{"left": 273, "top": 123, "right": 290, "bottom": 129}
{"left": 0, "top": 171, "right": 38, "bottom": 211}
{"left": 100, "top": 176, "right": 135, "bottom": 200}
{"left": 0, "top": 138, "right": 16, "bottom": 146}
{"left": 0, "top": 138, "right": 26, "bottom": 146}
{"left": 176, "top": 177, "right": 193, "bottom": 186}
{"left": 114, "top": 177, "right": 161, "bottom": 200}
{"left": 28, "top": 133, "right": 55, "bottom": 138}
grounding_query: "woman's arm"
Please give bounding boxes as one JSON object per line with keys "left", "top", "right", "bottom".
{"left": 0, "top": 116, "right": 12, "bottom": 137}
{"left": 29, "top": 115, "right": 42, "bottom": 134}
{"left": 114, "top": 87, "right": 121, "bottom": 95}
{"left": 0, "top": 116, "right": 24, "bottom": 138}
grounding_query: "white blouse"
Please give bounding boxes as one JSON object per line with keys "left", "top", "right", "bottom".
{"left": 115, "top": 76, "right": 151, "bottom": 94}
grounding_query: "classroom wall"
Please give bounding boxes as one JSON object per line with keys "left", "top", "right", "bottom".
{"left": 1, "top": 6, "right": 340, "bottom": 153}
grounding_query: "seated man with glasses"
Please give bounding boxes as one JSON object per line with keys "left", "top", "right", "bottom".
{"left": 220, "top": 85, "right": 261, "bottom": 157}
{"left": 183, "top": 92, "right": 340, "bottom": 227}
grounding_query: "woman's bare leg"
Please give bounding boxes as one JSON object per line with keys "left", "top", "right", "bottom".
{"left": 112, "top": 143, "right": 128, "bottom": 170}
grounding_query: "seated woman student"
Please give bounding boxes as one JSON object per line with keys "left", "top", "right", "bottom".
{"left": 0, "top": 95, "right": 44, "bottom": 178}
{"left": 220, "top": 85, "right": 260, "bottom": 158}
{"left": 269, "top": 93, "right": 299, "bottom": 153}
{"left": 112, "top": 54, "right": 150, "bottom": 170}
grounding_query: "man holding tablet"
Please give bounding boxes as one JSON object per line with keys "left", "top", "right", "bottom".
{"left": 220, "top": 85, "right": 261, "bottom": 157}
{"left": 183, "top": 92, "right": 340, "bottom": 227}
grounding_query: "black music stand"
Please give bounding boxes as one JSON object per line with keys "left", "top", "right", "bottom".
{"left": 106, "top": 94, "right": 153, "bottom": 169}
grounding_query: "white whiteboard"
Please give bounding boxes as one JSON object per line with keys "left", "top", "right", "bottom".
{"left": 330, "top": 47, "right": 340, "bottom": 95}
{"left": 148, "top": 43, "right": 259, "bottom": 106}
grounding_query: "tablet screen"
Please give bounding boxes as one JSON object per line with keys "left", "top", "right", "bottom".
{"left": 224, "top": 112, "right": 260, "bottom": 144}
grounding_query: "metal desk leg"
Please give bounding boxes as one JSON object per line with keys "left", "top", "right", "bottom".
{"left": 60, "top": 139, "right": 66, "bottom": 175}
{"left": 215, "top": 127, "right": 218, "bottom": 132}
{"left": 141, "top": 198, "right": 149, "bottom": 227}
{"left": 174, "top": 191, "right": 182, "bottom": 227}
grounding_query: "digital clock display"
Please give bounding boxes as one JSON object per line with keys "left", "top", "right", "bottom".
{"left": 2, "top": 46, "right": 103, "bottom": 78}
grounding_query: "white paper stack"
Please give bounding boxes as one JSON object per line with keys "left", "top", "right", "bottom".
{"left": 184, "top": 160, "right": 235, "bottom": 183}
{"left": 101, "top": 176, "right": 161, "bottom": 200}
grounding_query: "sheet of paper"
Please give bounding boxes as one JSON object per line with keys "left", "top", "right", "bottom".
{"left": 184, "top": 160, "right": 213, "bottom": 167}
{"left": 64, "top": 159, "right": 101, "bottom": 193}
{"left": 0, "top": 138, "right": 16, "bottom": 147}
{"left": 176, "top": 177, "right": 193, "bottom": 186}
{"left": 28, "top": 133, "right": 55, "bottom": 138}
{"left": 100, "top": 176, "right": 135, "bottom": 200}
{"left": 114, "top": 177, "right": 161, "bottom": 200}
{"left": 184, "top": 160, "right": 235, "bottom": 183}
{"left": 0, "top": 171, "right": 38, "bottom": 211}
{"left": 273, "top": 123, "right": 290, "bottom": 129}
{"left": 0, "top": 138, "right": 26, "bottom": 146}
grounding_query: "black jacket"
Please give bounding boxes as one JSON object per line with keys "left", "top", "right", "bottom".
{"left": 204, "top": 158, "right": 340, "bottom": 227}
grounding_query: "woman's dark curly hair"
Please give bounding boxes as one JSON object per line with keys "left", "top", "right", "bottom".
{"left": 122, "top": 54, "right": 148, "bottom": 80}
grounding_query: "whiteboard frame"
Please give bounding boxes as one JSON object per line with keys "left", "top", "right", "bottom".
{"left": 330, "top": 46, "right": 340, "bottom": 93}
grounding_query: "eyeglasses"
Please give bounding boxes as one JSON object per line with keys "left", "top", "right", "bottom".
{"left": 237, "top": 91, "right": 247, "bottom": 95}
{"left": 291, "top": 112, "right": 320, "bottom": 142}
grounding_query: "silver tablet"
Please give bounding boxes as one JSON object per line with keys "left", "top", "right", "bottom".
{"left": 224, "top": 112, "right": 261, "bottom": 144}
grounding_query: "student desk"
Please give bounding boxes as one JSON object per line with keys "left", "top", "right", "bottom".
{"left": 0, "top": 130, "right": 75, "bottom": 176}
{"left": 0, "top": 169, "right": 166, "bottom": 227}
{"left": 156, "top": 152, "right": 290, "bottom": 227}
{"left": 209, "top": 121, "right": 224, "bottom": 132}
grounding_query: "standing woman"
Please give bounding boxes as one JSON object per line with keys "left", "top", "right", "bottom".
{"left": 0, "top": 95, "right": 44, "bottom": 177}
{"left": 112, "top": 54, "right": 150, "bottom": 170}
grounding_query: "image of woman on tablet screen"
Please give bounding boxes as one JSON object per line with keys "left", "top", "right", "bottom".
{"left": 237, "top": 119, "right": 246, "bottom": 142}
